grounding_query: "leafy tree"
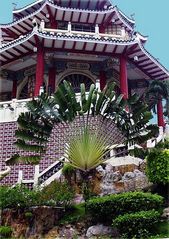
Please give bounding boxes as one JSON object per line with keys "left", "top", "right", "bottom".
{"left": 146, "top": 80, "right": 169, "bottom": 125}
{"left": 163, "top": 80, "right": 169, "bottom": 121}
{"left": 146, "top": 80, "right": 168, "bottom": 112}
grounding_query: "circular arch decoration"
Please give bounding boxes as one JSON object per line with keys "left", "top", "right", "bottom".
{"left": 17, "top": 74, "right": 48, "bottom": 99}
{"left": 57, "top": 70, "right": 97, "bottom": 93}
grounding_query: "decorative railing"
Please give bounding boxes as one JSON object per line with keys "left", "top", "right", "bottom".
{"left": 38, "top": 160, "right": 64, "bottom": 185}
{"left": 0, "top": 98, "right": 30, "bottom": 122}
{"left": 15, "top": 157, "right": 65, "bottom": 189}
{"left": 39, "top": 20, "right": 129, "bottom": 40}
{"left": 0, "top": 90, "right": 93, "bottom": 123}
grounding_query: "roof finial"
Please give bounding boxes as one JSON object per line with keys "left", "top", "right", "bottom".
{"left": 130, "top": 13, "right": 135, "bottom": 20}
{"left": 12, "top": 2, "right": 17, "bottom": 10}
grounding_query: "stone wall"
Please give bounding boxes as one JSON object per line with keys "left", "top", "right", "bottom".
{"left": 0, "top": 116, "right": 124, "bottom": 185}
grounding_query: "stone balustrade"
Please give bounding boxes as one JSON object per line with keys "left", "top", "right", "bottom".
{"left": 0, "top": 98, "right": 30, "bottom": 123}
{"left": 0, "top": 90, "right": 91, "bottom": 123}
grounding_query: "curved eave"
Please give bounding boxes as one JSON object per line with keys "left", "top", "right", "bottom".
{"left": 135, "top": 32, "right": 148, "bottom": 44}
{"left": 13, "top": 0, "right": 112, "bottom": 17}
{"left": 127, "top": 40, "right": 169, "bottom": 80}
{"left": 1, "top": 2, "right": 134, "bottom": 42}
{"left": 118, "top": 8, "right": 135, "bottom": 27}
{"left": 0, "top": 29, "right": 168, "bottom": 81}
{"left": 13, "top": 0, "right": 45, "bottom": 16}
{"left": 0, "top": 29, "right": 138, "bottom": 67}
{"left": 114, "top": 7, "right": 134, "bottom": 31}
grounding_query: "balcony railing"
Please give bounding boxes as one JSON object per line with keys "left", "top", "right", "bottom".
{"left": 0, "top": 98, "right": 30, "bottom": 122}
{"left": 39, "top": 20, "right": 129, "bottom": 40}
{"left": 0, "top": 89, "right": 94, "bottom": 123}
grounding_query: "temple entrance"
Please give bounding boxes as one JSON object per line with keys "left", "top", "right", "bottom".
{"left": 59, "top": 73, "right": 94, "bottom": 93}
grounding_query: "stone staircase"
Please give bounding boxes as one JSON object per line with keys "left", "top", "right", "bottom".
{"left": 16, "top": 157, "right": 65, "bottom": 189}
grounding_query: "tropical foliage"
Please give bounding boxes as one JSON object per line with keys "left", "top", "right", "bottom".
{"left": 146, "top": 80, "right": 168, "bottom": 113}
{"left": 146, "top": 148, "right": 169, "bottom": 184}
{"left": 64, "top": 128, "right": 108, "bottom": 172}
{"left": 7, "top": 81, "right": 158, "bottom": 165}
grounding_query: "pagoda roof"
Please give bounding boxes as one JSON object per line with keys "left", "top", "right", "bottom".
{"left": 13, "top": 0, "right": 112, "bottom": 16}
{"left": 0, "top": 1, "right": 135, "bottom": 43}
{"left": 0, "top": 28, "right": 168, "bottom": 80}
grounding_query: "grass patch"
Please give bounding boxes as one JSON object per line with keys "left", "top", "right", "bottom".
{"left": 150, "top": 221, "right": 169, "bottom": 238}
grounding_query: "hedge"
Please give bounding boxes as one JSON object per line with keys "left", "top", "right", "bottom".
{"left": 146, "top": 149, "right": 169, "bottom": 184}
{"left": 112, "top": 210, "right": 161, "bottom": 238}
{"left": 86, "top": 191, "right": 163, "bottom": 223}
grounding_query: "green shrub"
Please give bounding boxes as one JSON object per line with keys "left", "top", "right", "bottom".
{"left": 24, "top": 211, "right": 33, "bottom": 219}
{"left": 0, "top": 185, "right": 40, "bottom": 209}
{"left": 41, "top": 181, "right": 75, "bottom": 207}
{"left": 0, "top": 226, "right": 12, "bottom": 238}
{"left": 0, "top": 181, "right": 75, "bottom": 209}
{"left": 146, "top": 149, "right": 169, "bottom": 184}
{"left": 62, "top": 164, "right": 75, "bottom": 177}
{"left": 112, "top": 210, "right": 161, "bottom": 238}
{"left": 59, "top": 204, "right": 86, "bottom": 225}
{"left": 86, "top": 192, "right": 163, "bottom": 223}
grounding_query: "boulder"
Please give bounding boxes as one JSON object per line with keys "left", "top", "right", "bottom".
{"left": 86, "top": 224, "right": 116, "bottom": 238}
{"left": 162, "top": 207, "right": 169, "bottom": 220}
{"left": 122, "top": 172, "right": 135, "bottom": 180}
{"left": 112, "top": 171, "right": 122, "bottom": 182}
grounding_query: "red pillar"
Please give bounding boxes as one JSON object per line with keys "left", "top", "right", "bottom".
{"left": 51, "top": 19, "right": 57, "bottom": 29}
{"left": 34, "top": 47, "right": 44, "bottom": 96}
{"left": 99, "top": 25, "right": 105, "bottom": 33}
{"left": 120, "top": 56, "right": 128, "bottom": 99}
{"left": 100, "top": 71, "right": 106, "bottom": 91}
{"left": 48, "top": 67, "right": 56, "bottom": 94}
{"left": 157, "top": 99, "right": 164, "bottom": 127}
{"left": 12, "top": 80, "right": 17, "bottom": 98}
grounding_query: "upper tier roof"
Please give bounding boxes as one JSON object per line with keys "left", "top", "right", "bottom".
{"left": 1, "top": 3, "right": 135, "bottom": 44}
{"left": 13, "top": 0, "right": 112, "bottom": 16}
{"left": 0, "top": 27, "right": 168, "bottom": 80}
{"left": 12, "top": 0, "right": 135, "bottom": 27}
{"left": 0, "top": 1, "right": 135, "bottom": 43}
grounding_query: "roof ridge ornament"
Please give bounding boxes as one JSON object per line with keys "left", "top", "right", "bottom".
{"left": 32, "top": 18, "right": 38, "bottom": 32}
{"left": 135, "top": 32, "right": 148, "bottom": 43}
{"left": 12, "top": 2, "right": 17, "bottom": 10}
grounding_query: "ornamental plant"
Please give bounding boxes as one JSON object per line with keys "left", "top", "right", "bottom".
{"left": 7, "top": 81, "right": 158, "bottom": 165}
{"left": 146, "top": 149, "right": 169, "bottom": 184}
{"left": 86, "top": 191, "right": 163, "bottom": 223}
{"left": 0, "top": 226, "right": 13, "bottom": 238}
{"left": 112, "top": 210, "right": 161, "bottom": 239}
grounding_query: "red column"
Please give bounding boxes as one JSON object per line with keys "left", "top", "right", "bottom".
{"left": 99, "top": 25, "right": 105, "bottom": 33}
{"left": 34, "top": 47, "right": 44, "bottom": 96}
{"left": 12, "top": 80, "right": 17, "bottom": 98}
{"left": 157, "top": 99, "right": 164, "bottom": 127}
{"left": 51, "top": 19, "right": 57, "bottom": 29}
{"left": 120, "top": 56, "right": 128, "bottom": 99}
{"left": 100, "top": 71, "right": 106, "bottom": 91}
{"left": 48, "top": 67, "right": 56, "bottom": 94}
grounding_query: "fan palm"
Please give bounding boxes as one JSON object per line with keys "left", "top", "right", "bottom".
{"left": 64, "top": 127, "right": 109, "bottom": 172}
{"left": 8, "top": 81, "right": 158, "bottom": 165}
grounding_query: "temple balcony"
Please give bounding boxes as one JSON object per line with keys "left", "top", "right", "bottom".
{"left": 39, "top": 20, "right": 130, "bottom": 40}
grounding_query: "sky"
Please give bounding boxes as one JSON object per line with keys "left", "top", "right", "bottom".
{"left": 0, "top": 0, "right": 169, "bottom": 71}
